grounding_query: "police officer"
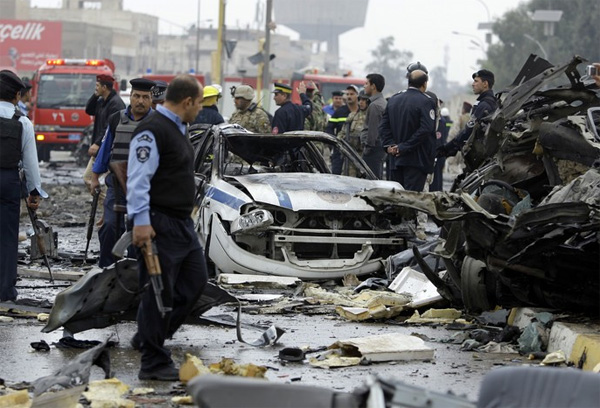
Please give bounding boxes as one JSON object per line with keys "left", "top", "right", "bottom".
{"left": 430, "top": 106, "right": 453, "bottom": 192}
{"left": 0, "top": 70, "right": 47, "bottom": 302}
{"left": 271, "top": 82, "right": 312, "bottom": 134}
{"left": 193, "top": 85, "right": 224, "bottom": 125}
{"left": 18, "top": 79, "right": 32, "bottom": 117}
{"left": 90, "top": 78, "right": 155, "bottom": 267}
{"left": 126, "top": 74, "right": 208, "bottom": 381}
{"left": 438, "top": 69, "right": 497, "bottom": 157}
{"left": 379, "top": 69, "right": 437, "bottom": 192}
{"left": 229, "top": 85, "right": 272, "bottom": 133}
{"left": 151, "top": 80, "right": 167, "bottom": 109}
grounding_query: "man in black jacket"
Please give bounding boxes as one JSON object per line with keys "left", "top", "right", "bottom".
{"left": 437, "top": 69, "right": 497, "bottom": 157}
{"left": 379, "top": 70, "right": 437, "bottom": 192}
{"left": 83, "top": 74, "right": 125, "bottom": 189}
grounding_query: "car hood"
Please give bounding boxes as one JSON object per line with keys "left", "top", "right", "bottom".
{"left": 229, "top": 173, "right": 403, "bottom": 211}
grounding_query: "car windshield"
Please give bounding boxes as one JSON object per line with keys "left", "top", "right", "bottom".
{"left": 36, "top": 73, "right": 96, "bottom": 108}
{"left": 220, "top": 134, "right": 371, "bottom": 178}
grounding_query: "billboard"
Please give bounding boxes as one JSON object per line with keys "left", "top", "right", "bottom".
{"left": 0, "top": 20, "right": 62, "bottom": 72}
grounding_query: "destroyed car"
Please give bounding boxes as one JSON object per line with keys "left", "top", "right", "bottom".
{"left": 190, "top": 124, "right": 414, "bottom": 280}
{"left": 361, "top": 55, "right": 600, "bottom": 313}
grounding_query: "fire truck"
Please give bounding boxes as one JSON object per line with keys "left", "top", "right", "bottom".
{"left": 30, "top": 58, "right": 118, "bottom": 162}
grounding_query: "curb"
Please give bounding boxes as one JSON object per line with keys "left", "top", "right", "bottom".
{"left": 548, "top": 321, "right": 600, "bottom": 371}
{"left": 509, "top": 307, "right": 600, "bottom": 371}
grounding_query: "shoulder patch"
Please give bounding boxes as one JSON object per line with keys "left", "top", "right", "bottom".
{"left": 429, "top": 109, "right": 436, "bottom": 120}
{"left": 136, "top": 146, "right": 151, "bottom": 162}
{"left": 137, "top": 134, "right": 153, "bottom": 143}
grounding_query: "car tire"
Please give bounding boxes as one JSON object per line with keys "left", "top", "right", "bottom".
{"left": 460, "top": 256, "right": 492, "bottom": 312}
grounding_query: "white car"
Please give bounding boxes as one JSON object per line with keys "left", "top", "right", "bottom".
{"left": 191, "top": 124, "right": 415, "bottom": 280}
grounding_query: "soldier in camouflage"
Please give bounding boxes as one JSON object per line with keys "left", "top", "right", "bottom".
{"left": 229, "top": 85, "right": 272, "bottom": 133}
{"left": 342, "top": 90, "right": 369, "bottom": 176}
{"left": 304, "top": 81, "right": 327, "bottom": 132}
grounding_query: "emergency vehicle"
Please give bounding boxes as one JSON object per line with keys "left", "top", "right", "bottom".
{"left": 30, "top": 58, "right": 117, "bottom": 162}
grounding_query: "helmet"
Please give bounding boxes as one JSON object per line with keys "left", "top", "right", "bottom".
{"left": 203, "top": 85, "right": 220, "bottom": 99}
{"left": 210, "top": 83, "right": 223, "bottom": 95}
{"left": 440, "top": 107, "right": 450, "bottom": 117}
{"left": 232, "top": 85, "right": 255, "bottom": 100}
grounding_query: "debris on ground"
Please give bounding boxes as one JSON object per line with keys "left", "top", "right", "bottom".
{"left": 82, "top": 378, "right": 133, "bottom": 408}
{"left": 405, "top": 308, "right": 462, "bottom": 324}
{"left": 180, "top": 354, "right": 268, "bottom": 384}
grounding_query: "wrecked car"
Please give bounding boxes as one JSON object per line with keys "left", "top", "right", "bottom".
{"left": 190, "top": 124, "right": 414, "bottom": 280}
{"left": 361, "top": 55, "right": 600, "bottom": 313}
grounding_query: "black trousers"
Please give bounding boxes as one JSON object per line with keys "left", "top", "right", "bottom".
{"left": 98, "top": 174, "right": 126, "bottom": 268}
{"left": 137, "top": 210, "right": 208, "bottom": 372}
{"left": 391, "top": 166, "right": 428, "bottom": 192}
{"left": 0, "top": 168, "right": 20, "bottom": 301}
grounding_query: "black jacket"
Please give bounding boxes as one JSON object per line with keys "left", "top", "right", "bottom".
{"left": 271, "top": 94, "right": 312, "bottom": 134}
{"left": 379, "top": 88, "right": 437, "bottom": 173}
{"left": 193, "top": 105, "right": 224, "bottom": 125}
{"left": 86, "top": 90, "right": 125, "bottom": 146}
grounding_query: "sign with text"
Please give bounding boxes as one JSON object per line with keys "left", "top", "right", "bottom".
{"left": 0, "top": 20, "right": 62, "bottom": 72}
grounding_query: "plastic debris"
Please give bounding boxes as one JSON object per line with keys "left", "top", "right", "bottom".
{"left": 388, "top": 267, "right": 443, "bottom": 308}
{"left": 405, "top": 308, "right": 462, "bottom": 324}
{"left": 541, "top": 350, "right": 567, "bottom": 366}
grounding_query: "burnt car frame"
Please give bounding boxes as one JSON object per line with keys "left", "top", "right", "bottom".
{"left": 190, "top": 125, "right": 416, "bottom": 280}
{"left": 362, "top": 55, "right": 600, "bottom": 313}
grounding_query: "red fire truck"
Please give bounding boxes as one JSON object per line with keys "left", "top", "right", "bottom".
{"left": 30, "top": 58, "right": 118, "bottom": 162}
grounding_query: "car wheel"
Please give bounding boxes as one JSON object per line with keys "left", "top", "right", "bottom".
{"left": 460, "top": 256, "right": 492, "bottom": 312}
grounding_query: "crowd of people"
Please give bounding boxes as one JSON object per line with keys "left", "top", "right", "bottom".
{"left": 2, "top": 60, "right": 599, "bottom": 382}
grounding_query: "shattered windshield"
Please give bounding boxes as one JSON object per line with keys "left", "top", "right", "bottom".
{"left": 220, "top": 134, "right": 369, "bottom": 177}
{"left": 36, "top": 73, "right": 96, "bottom": 108}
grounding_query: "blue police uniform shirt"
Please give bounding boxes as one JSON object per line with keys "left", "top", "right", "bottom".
{"left": 92, "top": 106, "right": 154, "bottom": 174}
{"left": 0, "top": 101, "right": 47, "bottom": 197}
{"left": 126, "top": 104, "right": 186, "bottom": 227}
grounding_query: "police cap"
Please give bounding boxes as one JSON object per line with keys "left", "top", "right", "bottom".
{"left": 332, "top": 91, "right": 344, "bottom": 97}
{"left": 129, "top": 77, "right": 155, "bottom": 92}
{"left": 234, "top": 85, "right": 255, "bottom": 100}
{"left": 152, "top": 80, "right": 168, "bottom": 103}
{"left": 272, "top": 83, "right": 292, "bottom": 94}
{"left": 0, "top": 70, "right": 25, "bottom": 97}
{"left": 472, "top": 69, "right": 495, "bottom": 88}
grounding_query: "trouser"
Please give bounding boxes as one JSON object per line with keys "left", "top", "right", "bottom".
{"left": 97, "top": 174, "right": 125, "bottom": 267}
{"left": 390, "top": 166, "right": 428, "bottom": 192}
{"left": 137, "top": 210, "right": 208, "bottom": 371}
{"left": 330, "top": 146, "right": 343, "bottom": 175}
{"left": 0, "top": 169, "right": 20, "bottom": 301}
{"left": 362, "top": 145, "right": 385, "bottom": 179}
{"left": 430, "top": 157, "right": 446, "bottom": 192}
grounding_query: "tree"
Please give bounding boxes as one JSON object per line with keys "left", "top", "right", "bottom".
{"left": 365, "top": 36, "right": 413, "bottom": 95}
{"left": 487, "top": 0, "right": 600, "bottom": 90}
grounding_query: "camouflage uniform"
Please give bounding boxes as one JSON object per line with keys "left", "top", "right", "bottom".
{"left": 304, "top": 91, "right": 327, "bottom": 132}
{"left": 343, "top": 109, "right": 366, "bottom": 176}
{"left": 229, "top": 103, "right": 272, "bottom": 133}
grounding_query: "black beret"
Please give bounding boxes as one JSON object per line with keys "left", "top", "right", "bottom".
{"left": 0, "top": 70, "right": 25, "bottom": 96}
{"left": 130, "top": 78, "right": 155, "bottom": 92}
{"left": 472, "top": 69, "right": 495, "bottom": 86}
{"left": 331, "top": 91, "right": 344, "bottom": 97}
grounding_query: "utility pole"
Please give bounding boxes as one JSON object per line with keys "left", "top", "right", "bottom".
{"left": 214, "top": 0, "right": 226, "bottom": 85}
{"left": 195, "top": 0, "right": 200, "bottom": 73}
{"left": 261, "top": 0, "right": 273, "bottom": 110}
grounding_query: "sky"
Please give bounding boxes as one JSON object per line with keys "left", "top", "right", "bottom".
{"left": 31, "top": 0, "right": 526, "bottom": 84}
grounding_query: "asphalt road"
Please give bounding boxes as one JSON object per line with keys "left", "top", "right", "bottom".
{"left": 0, "top": 151, "right": 524, "bottom": 406}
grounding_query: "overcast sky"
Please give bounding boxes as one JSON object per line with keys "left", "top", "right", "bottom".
{"left": 32, "top": 0, "right": 526, "bottom": 84}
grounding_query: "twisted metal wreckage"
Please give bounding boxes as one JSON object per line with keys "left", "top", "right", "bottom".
{"left": 361, "top": 55, "right": 600, "bottom": 314}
